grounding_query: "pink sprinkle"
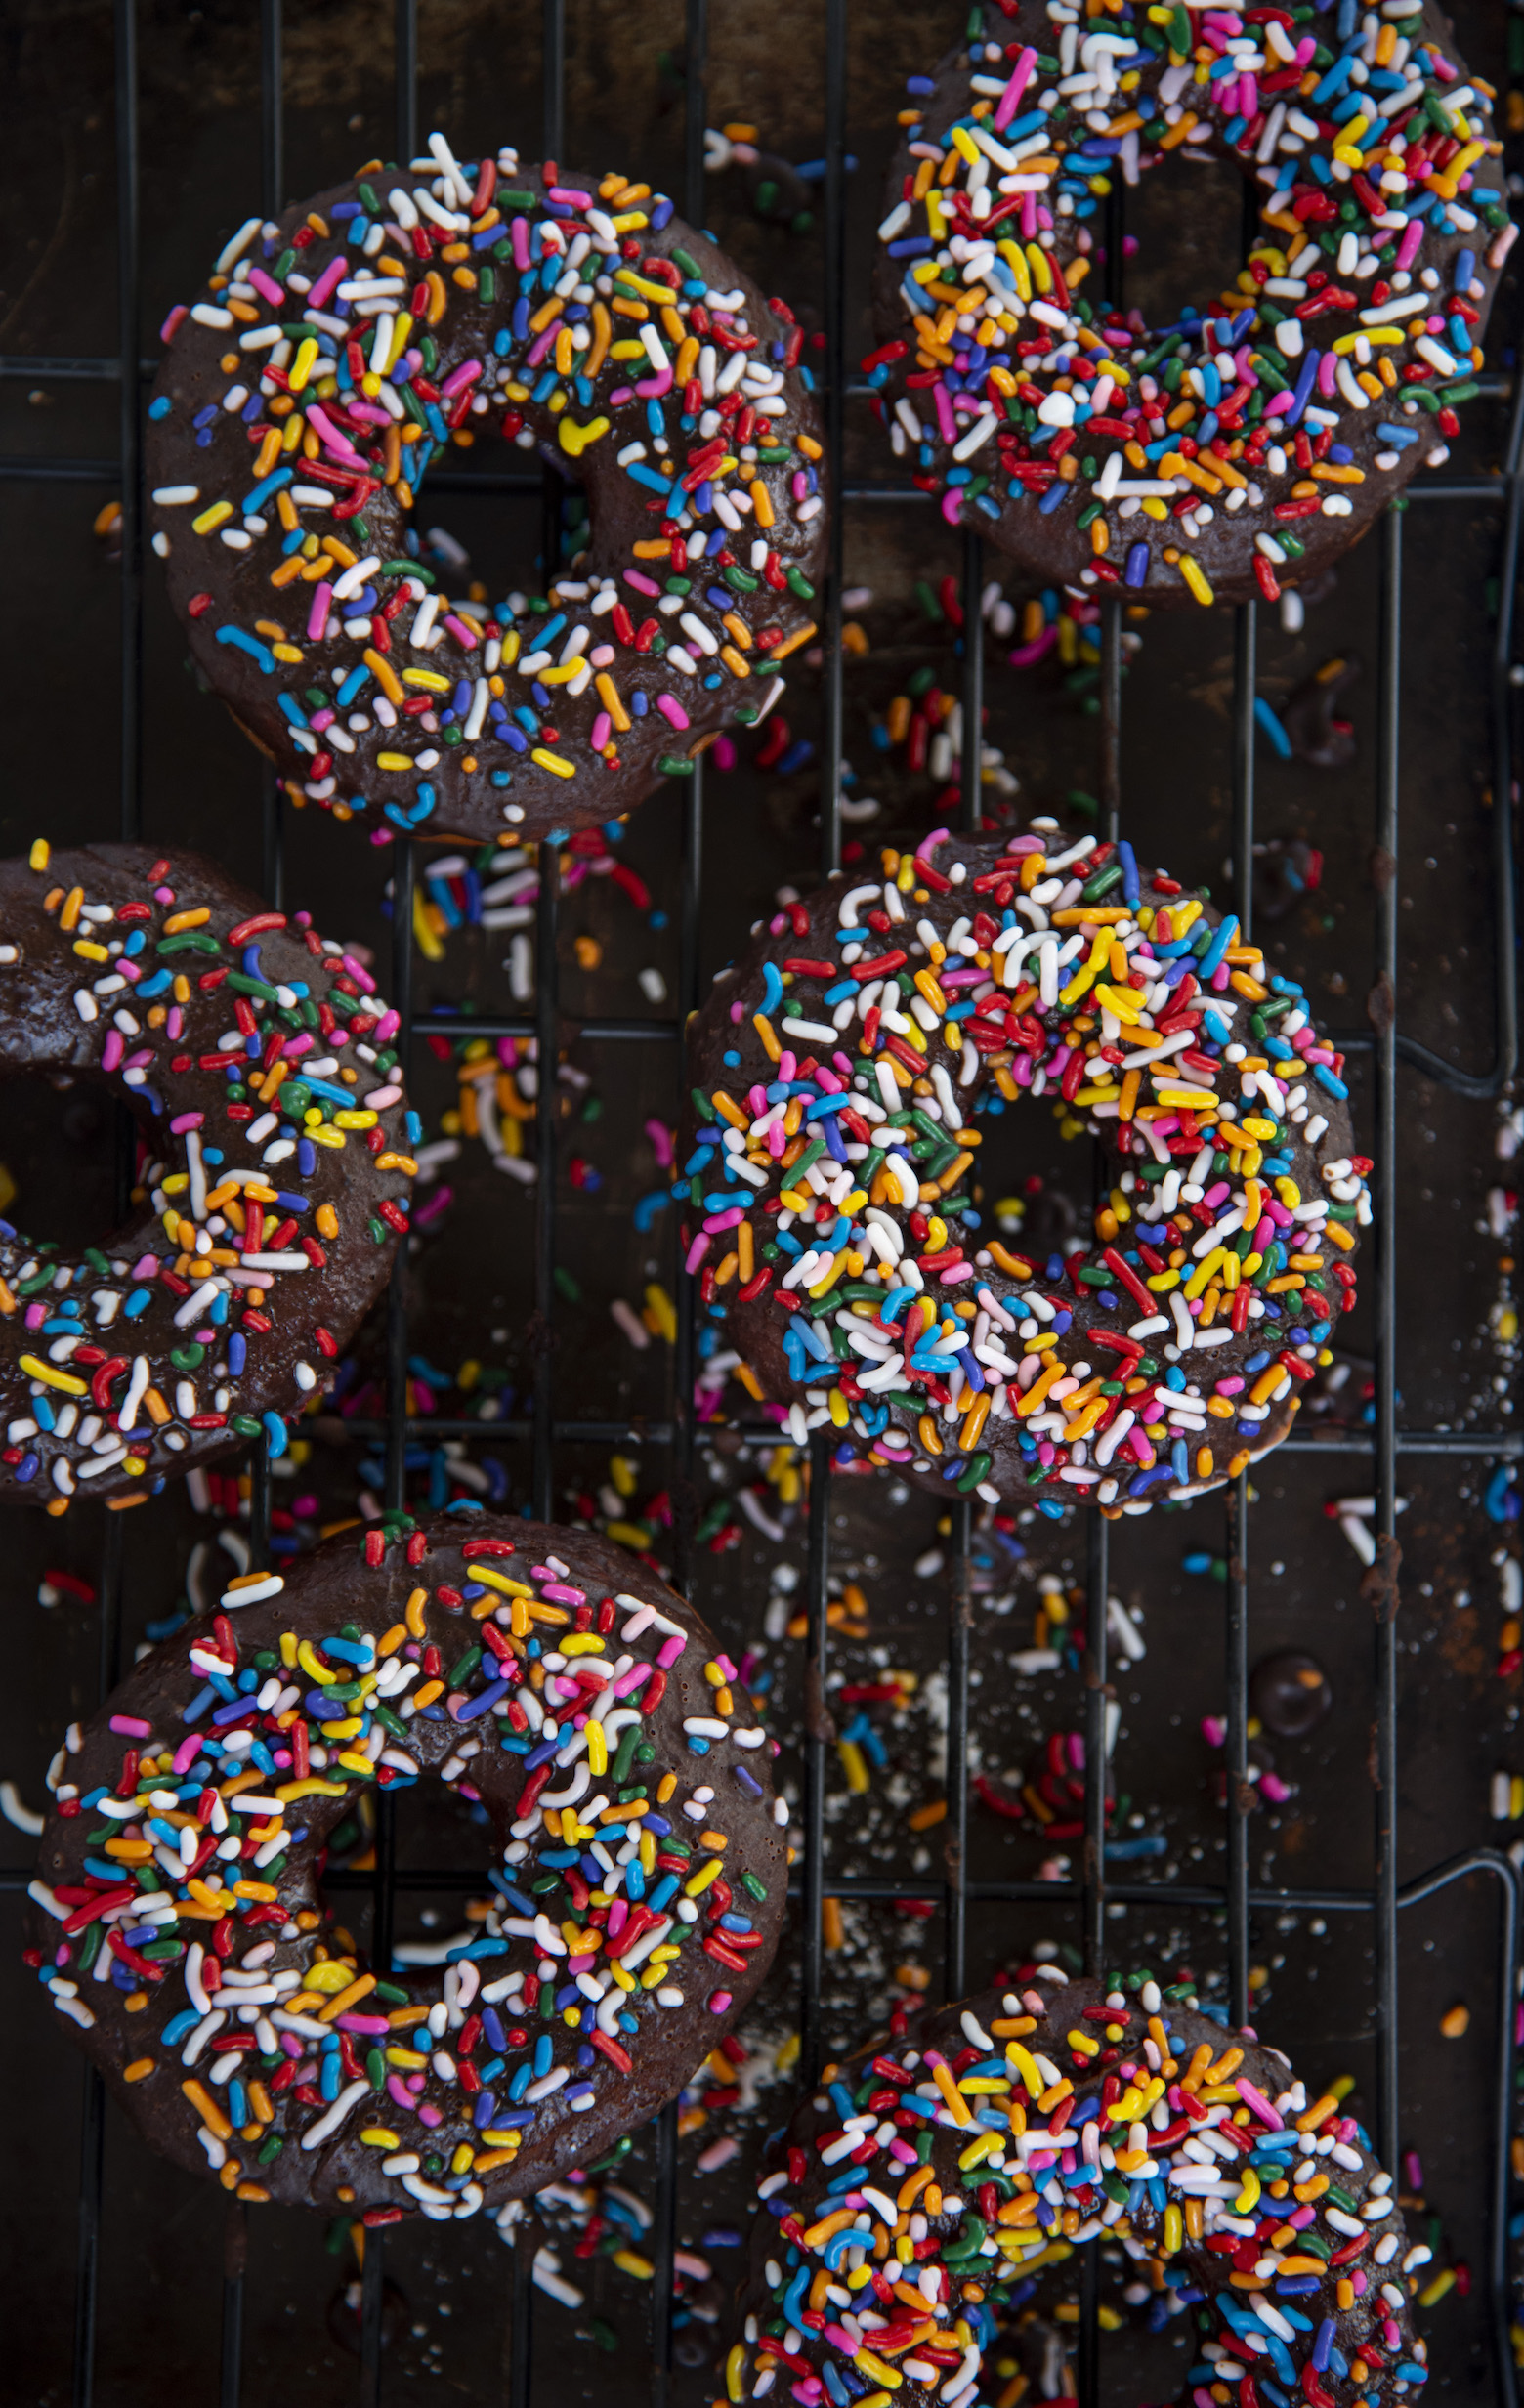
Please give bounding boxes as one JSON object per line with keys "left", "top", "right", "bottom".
{"left": 511, "top": 216, "right": 531, "bottom": 271}
{"left": 417, "top": 2102, "right": 443, "bottom": 2129}
{"left": 102, "top": 1031, "right": 124, "bottom": 1073}
{"left": 712, "top": 735, "right": 736, "bottom": 769}
{"left": 1202, "top": 1714, "right": 1226, "bottom": 1748}
{"left": 526, "top": 325, "right": 558, "bottom": 368}
{"left": 341, "top": 953, "right": 376, "bottom": 993}
{"left": 656, "top": 1632, "right": 687, "bottom": 1669}
{"left": 172, "top": 1735, "right": 201, "bottom": 1774}
{"left": 612, "top": 1661, "right": 653, "bottom": 1698}
{"left": 636, "top": 369, "right": 673, "bottom": 399}
{"left": 917, "top": 825, "right": 951, "bottom": 865}
{"left": 109, "top": 1714, "right": 152, "bottom": 1739}
{"left": 1397, "top": 220, "right": 1425, "bottom": 273}
{"left": 548, "top": 186, "right": 593, "bottom": 207}
{"left": 645, "top": 1118, "right": 674, "bottom": 1167}
{"left": 685, "top": 1234, "right": 710, "bottom": 1275}
{"left": 1259, "top": 1773, "right": 1291, "bottom": 1803}
{"left": 248, "top": 268, "right": 285, "bottom": 308}
{"left": 336, "top": 2012, "right": 392, "bottom": 2034}
{"left": 994, "top": 45, "right": 1037, "bottom": 129}
{"left": 440, "top": 359, "right": 483, "bottom": 401}
{"left": 306, "top": 582, "right": 333, "bottom": 641}
{"left": 387, "top": 2074, "right": 413, "bottom": 2111}
{"left": 304, "top": 403, "right": 360, "bottom": 461}
{"left": 170, "top": 1111, "right": 204, "bottom": 1134}
{"left": 706, "top": 1990, "right": 733, "bottom": 2015}
{"left": 656, "top": 694, "right": 689, "bottom": 729}
{"left": 165, "top": 1006, "right": 182, "bottom": 1039}
{"left": 538, "top": 1582, "right": 586, "bottom": 1606}
{"left": 308, "top": 256, "right": 347, "bottom": 310}
{"left": 130, "top": 1254, "right": 158, "bottom": 1280}
{"left": 703, "top": 1208, "right": 744, "bottom": 1233}
{"left": 590, "top": 711, "right": 612, "bottom": 750}
{"left": 1317, "top": 352, "right": 1338, "bottom": 399}
{"left": 160, "top": 303, "right": 189, "bottom": 344}
{"left": 374, "top": 1009, "right": 400, "bottom": 1042}
{"left": 444, "top": 614, "right": 481, "bottom": 648}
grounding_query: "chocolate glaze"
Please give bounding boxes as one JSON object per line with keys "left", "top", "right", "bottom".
{"left": 27, "top": 1515, "right": 786, "bottom": 2216}
{"left": 148, "top": 159, "right": 827, "bottom": 844}
{"left": 0, "top": 846, "right": 411, "bottom": 1508}
{"left": 868, "top": 0, "right": 1506, "bottom": 607}
{"left": 731, "top": 1975, "right": 1419, "bottom": 2408}
{"left": 683, "top": 832, "right": 1367, "bottom": 1515}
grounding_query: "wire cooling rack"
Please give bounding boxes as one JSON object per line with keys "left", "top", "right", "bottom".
{"left": 1, "top": 0, "right": 1523, "bottom": 2401}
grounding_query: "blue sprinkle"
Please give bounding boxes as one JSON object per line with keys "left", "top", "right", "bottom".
{"left": 1254, "top": 697, "right": 1292, "bottom": 759}
{"left": 215, "top": 626, "right": 276, "bottom": 674}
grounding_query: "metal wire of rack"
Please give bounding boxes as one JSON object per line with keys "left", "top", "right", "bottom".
{"left": 2, "top": 0, "right": 1522, "bottom": 2400}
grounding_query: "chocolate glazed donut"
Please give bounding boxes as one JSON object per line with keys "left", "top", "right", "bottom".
{"left": 726, "top": 1970, "right": 1425, "bottom": 2408}
{"left": 682, "top": 827, "right": 1371, "bottom": 1517}
{"left": 0, "top": 843, "right": 415, "bottom": 1511}
{"left": 25, "top": 1514, "right": 787, "bottom": 2218}
{"left": 147, "top": 136, "right": 827, "bottom": 845}
{"left": 866, "top": 0, "right": 1512, "bottom": 607}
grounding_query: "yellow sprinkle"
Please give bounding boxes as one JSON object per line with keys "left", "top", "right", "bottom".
{"left": 1178, "top": 554, "right": 1214, "bottom": 607}
{"left": 20, "top": 1355, "right": 87, "bottom": 1396}
{"left": 288, "top": 336, "right": 320, "bottom": 391}
{"left": 531, "top": 747, "right": 575, "bottom": 778}
{"left": 28, "top": 839, "right": 50, "bottom": 872}
{"left": 191, "top": 501, "right": 234, "bottom": 534}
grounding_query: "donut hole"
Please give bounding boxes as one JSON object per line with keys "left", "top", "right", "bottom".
{"left": 320, "top": 1777, "right": 497, "bottom": 1965}
{"left": 1110, "top": 148, "right": 1255, "bottom": 336}
{"left": 969, "top": 1104, "right": 1088, "bottom": 1269}
{"left": 0, "top": 1071, "right": 126, "bottom": 1252}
